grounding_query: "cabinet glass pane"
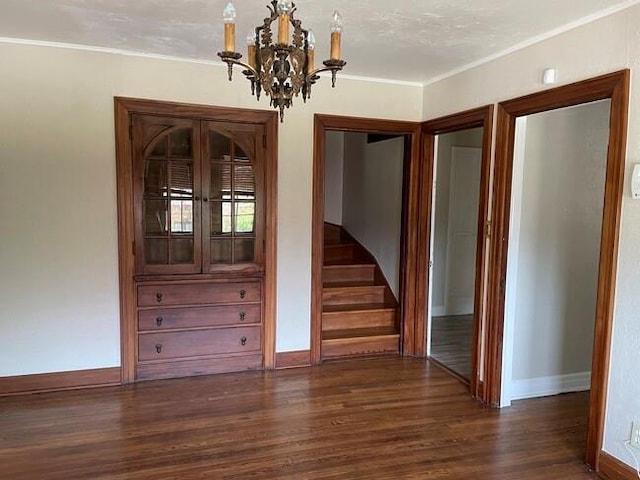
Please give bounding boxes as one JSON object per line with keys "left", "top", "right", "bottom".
{"left": 211, "top": 239, "right": 232, "bottom": 264}
{"left": 234, "top": 164, "right": 255, "bottom": 200}
{"left": 170, "top": 199, "right": 193, "bottom": 233}
{"left": 234, "top": 145, "right": 250, "bottom": 162}
{"left": 170, "top": 161, "right": 194, "bottom": 198}
{"left": 171, "top": 238, "right": 194, "bottom": 264}
{"left": 210, "top": 163, "right": 232, "bottom": 200}
{"left": 145, "top": 239, "right": 168, "bottom": 264}
{"left": 210, "top": 131, "right": 231, "bottom": 161}
{"left": 170, "top": 129, "right": 192, "bottom": 158}
{"left": 211, "top": 201, "right": 232, "bottom": 236}
{"left": 144, "top": 200, "right": 168, "bottom": 235}
{"left": 144, "top": 160, "right": 168, "bottom": 198}
{"left": 235, "top": 202, "right": 255, "bottom": 234}
{"left": 234, "top": 239, "right": 255, "bottom": 263}
{"left": 151, "top": 137, "right": 167, "bottom": 157}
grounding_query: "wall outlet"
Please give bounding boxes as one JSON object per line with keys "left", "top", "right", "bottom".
{"left": 631, "top": 422, "right": 640, "bottom": 449}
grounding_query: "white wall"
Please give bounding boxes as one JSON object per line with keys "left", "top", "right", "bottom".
{"left": 342, "top": 134, "right": 405, "bottom": 298}
{"left": 422, "top": 5, "right": 640, "bottom": 467}
{"left": 324, "top": 131, "right": 345, "bottom": 225}
{"left": 432, "top": 128, "right": 483, "bottom": 316}
{"left": 508, "top": 101, "right": 610, "bottom": 399}
{"left": 0, "top": 42, "right": 422, "bottom": 375}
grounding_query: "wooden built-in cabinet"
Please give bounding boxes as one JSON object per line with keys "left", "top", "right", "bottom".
{"left": 118, "top": 102, "right": 277, "bottom": 382}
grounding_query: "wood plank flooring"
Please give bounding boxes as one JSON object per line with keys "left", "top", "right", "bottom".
{"left": 0, "top": 358, "right": 598, "bottom": 479}
{"left": 431, "top": 314, "right": 474, "bottom": 380}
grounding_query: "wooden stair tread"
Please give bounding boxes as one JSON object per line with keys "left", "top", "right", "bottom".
{"left": 323, "top": 260, "right": 376, "bottom": 267}
{"left": 323, "top": 303, "right": 396, "bottom": 313}
{"left": 322, "top": 327, "right": 399, "bottom": 341}
{"left": 323, "top": 280, "right": 380, "bottom": 288}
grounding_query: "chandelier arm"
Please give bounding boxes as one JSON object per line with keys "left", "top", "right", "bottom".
{"left": 305, "top": 62, "right": 346, "bottom": 85}
{"left": 219, "top": 56, "right": 260, "bottom": 80}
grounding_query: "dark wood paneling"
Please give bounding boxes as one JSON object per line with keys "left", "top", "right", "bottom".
{"left": 486, "top": 70, "right": 630, "bottom": 470}
{"left": 0, "top": 368, "right": 121, "bottom": 397}
{"left": 0, "top": 357, "right": 601, "bottom": 478}
{"left": 599, "top": 451, "right": 638, "bottom": 480}
{"left": 275, "top": 350, "right": 311, "bottom": 369}
{"left": 311, "top": 115, "right": 422, "bottom": 363}
{"left": 420, "top": 105, "right": 494, "bottom": 401}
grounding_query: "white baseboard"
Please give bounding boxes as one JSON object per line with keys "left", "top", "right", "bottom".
{"left": 509, "top": 371, "right": 591, "bottom": 402}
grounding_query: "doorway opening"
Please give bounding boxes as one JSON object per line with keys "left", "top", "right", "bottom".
{"left": 428, "top": 128, "right": 483, "bottom": 383}
{"left": 419, "top": 106, "right": 494, "bottom": 400}
{"left": 485, "top": 70, "right": 630, "bottom": 469}
{"left": 311, "top": 116, "right": 423, "bottom": 364}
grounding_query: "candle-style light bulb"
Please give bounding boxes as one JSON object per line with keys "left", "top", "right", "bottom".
{"left": 329, "top": 10, "right": 343, "bottom": 60}
{"left": 276, "top": 0, "right": 293, "bottom": 14}
{"left": 306, "top": 29, "right": 316, "bottom": 71}
{"left": 223, "top": 2, "right": 236, "bottom": 23}
{"left": 223, "top": 2, "right": 237, "bottom": 52}
{"left": 330, "top": 10, "right": 344, "bottom": 33}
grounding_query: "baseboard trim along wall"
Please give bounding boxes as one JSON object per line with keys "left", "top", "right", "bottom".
{"left": 599, "top": 451, "right": 638, "bottom": 480}
{"left": 0, "top": 367, "right": 121, "bottom": 397}
{"left": 275, "top": 350, "right": 311, "bottom": 369}
{"left": 509, "top": 371, "right": 591, "bottom": 401}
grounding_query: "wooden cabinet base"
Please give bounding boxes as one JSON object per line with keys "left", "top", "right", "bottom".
{"left": 136, "top": 354, "right": 263, "bottom": 381}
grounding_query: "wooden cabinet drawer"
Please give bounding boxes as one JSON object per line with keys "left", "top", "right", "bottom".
{"left": 138, "top": 326, "right": 261, "bottom": 361}
{"left": 138, "top": 282, "right": 260, "bottom": 307}
{"left": 138, "top": 304, "right": 261, "bottom": 331}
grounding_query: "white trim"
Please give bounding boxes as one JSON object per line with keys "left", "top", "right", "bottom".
{"left": 423, "top": 0, "right": 640, "bottom": 86}
{"left": 509, "top": 372, "right": 591, "bottom": 402}
{"left": 316, "top": 71, "right": 422, "bottom": 87}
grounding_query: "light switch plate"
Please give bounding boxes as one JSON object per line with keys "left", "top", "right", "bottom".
{"left": 632, "top": 164, "right": 640, "bottom": 199}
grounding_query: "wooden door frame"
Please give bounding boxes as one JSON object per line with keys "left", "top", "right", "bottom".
{"left": 484, "top": 70, "right": 630, "bottom": 469}
{"left": 311, "top": 115, "right": 423, "bottom": 364}
{"left": 418, "top": 106, "right": 495, "bottom": 400}
{"left": 114, "top": 97, "right": 278, "bottom": 384}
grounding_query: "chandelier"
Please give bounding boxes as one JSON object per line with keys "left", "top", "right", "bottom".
{"left": 217, "top": 1, "right": 346, "bottom": 122}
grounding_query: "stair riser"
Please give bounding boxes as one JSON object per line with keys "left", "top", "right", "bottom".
{"left": 324, "top": 245, "right": 355, "bottom": 263}
{"left": 323, "top": 287, "right": 386, "bottom": 306}
{"left": 323, "top": 310, "right": 396, "bottom": 331}
{"left": 322, "top": 335, "right": 399, "bottom": 358}
{"left": 323, "top": 265, "right": 375, "bottom": 284}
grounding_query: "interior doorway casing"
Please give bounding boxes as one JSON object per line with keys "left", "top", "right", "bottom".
{"left": 485, "top": 70, "right": 630, "bottom": 469}
{"left": 418, "top": 106, "right": 495, "bottom": 401}
{"left": 311, "top": 115, "right": 423, "bottom": 363}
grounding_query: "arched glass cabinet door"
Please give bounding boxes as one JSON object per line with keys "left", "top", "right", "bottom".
{"left": 132, "top": 115, "right": 202, "bottom": 275}
{"left": 202, "top": 121, "right": 265, "bottom": 273}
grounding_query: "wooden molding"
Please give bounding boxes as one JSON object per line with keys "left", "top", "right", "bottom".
{"left": 599, "top": 451, "right": 638, "bottom": 480}
{"left": 275, "top": 350, "right": 311, "bottom": 369}
{"left": 420, "top": 105, "right": 495, "bottom": 401}
{"left": 0, "top": 368, "right": 121, "bottom": 397}
{"left": 114, "top": 97, "right": 278, "bottom": 380}
{"left": 486, "top": 70, "right": 630, "bottom": 468}
{"left": 311, "top": 114, "right": 422, "bottom": 363}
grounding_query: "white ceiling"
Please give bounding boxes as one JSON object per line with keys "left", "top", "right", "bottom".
{"left": 1, "top": 0, "right": 637, "bottom": 84}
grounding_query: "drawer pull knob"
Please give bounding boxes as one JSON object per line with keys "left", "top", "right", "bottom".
{"left": 239, "top": 312, "right": 246, "bottom": 321}
{"left": 156, "top": 292, "right": 163, "bottom": 303}
{"left": 156, "top": 317, "right": 163, "bottom": 327}
{"left": 239, "top": 289, "right": 246, "bottom": 299}
{"left": 155, "top": 344, "right": 163, "bottom": 354}
{"left": 240, "top": 336, "right": 247, "bottom": 346}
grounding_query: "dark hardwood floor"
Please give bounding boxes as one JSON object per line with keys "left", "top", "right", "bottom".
{"left": 0, "top": 358, "right": 597, "bottom": 479}
{"left": 431, "top": 314, "right": 474, "bottom": 380}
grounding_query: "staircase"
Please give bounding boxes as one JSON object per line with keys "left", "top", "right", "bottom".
{"left": 322, "top": 224, "right": 400, "bottom": 359}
